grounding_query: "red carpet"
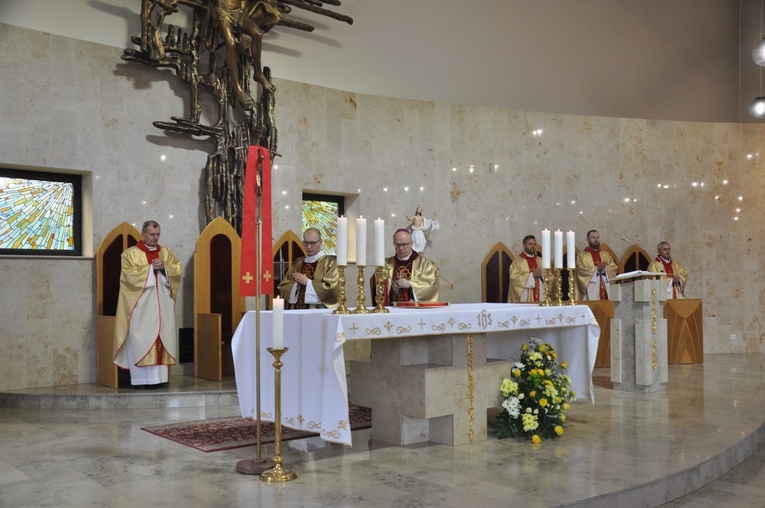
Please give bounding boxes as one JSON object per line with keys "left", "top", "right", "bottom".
{"left": 141, "top": 405, "right": 371, "bottom": 452}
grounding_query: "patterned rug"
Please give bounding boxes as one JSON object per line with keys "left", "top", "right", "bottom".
{"left": 142, "top": 405, "right": 372, "bottom": 453}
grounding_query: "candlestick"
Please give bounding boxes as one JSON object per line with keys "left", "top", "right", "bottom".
{"left": 374, "top": 218, "right": 385, "bottom": 266}
{"left": 540, "top": 269, "right": 552, "bottom": 306}
{"left": 356, "top": 217, "right": 367, "bottom": 266}
{"left": 337, "top": 216, "right": 348, "bottom": 266}
{"left": 554, "top": 230, "right": 563, "bottom": 269}
{"left": 272, "top": 297, "right": 284, "bottom": 349}
{"left": 565, "top": 268, "right": 576, "bottom": 305}
{"left": 333, "top": 265, "right": 350, "bottom": 314}
{"left": 567, "top": 230, "right": 576, "bottom": 269}
{"left": 541, "top": 229, "right": 551, "bottom": 269}
{"left": 260, "top": 347, "right": 297, "bottom": 483}
{"left": 372, "top": 266, "right": 390, "bottom": 313}
{"left": 352, "top": 265, "right": 370, "bottom": 313}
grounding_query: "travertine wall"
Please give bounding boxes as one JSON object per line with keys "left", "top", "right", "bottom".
{"left": 1, "top": 25, "right": 763, "bottom": 390}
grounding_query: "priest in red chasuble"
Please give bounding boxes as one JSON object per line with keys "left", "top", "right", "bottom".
{"left": 278, "top": 228, "right": 340, "bottom": 309}
{"left": 113, "top": 220, "right": 182, "bottom": 387}
{"left": 508, "top": 235, "right": 545, "bottom": 303}
{"left": 647, "top": 241, "right": 688, "bottom": 299}
{"left": 575, "top": 229, "right": 617, "bottom": 301}
{"left": 372, "top": 229, "right": 440, "bottom": 305}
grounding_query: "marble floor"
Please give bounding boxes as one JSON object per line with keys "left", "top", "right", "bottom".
{"left": 1, "top": 354, "right": 765, "bottom": 507}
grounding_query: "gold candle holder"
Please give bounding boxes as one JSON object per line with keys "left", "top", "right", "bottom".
{"left": 372, "top": 266, "right": 390, "bottom": 313}
{"left": 260, "top": 347, "right": 297, "bottom": 483}
{"left": 540, "top": 268, "right": 553, "bottom": 306}
{"left": 333, "top": 265, "right": 350, "bottom": 314}
{"left": 352, "top": 265, "right": 370, "bottom": 314}
{"left": 565, "top": 268, "right": 577, "bottom": 305}
{"left": 554, "top": 268, "right": 564, "bottom": 306}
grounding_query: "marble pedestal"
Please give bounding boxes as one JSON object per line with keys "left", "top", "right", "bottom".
{"left": 611, "top": 279, "right": 668, "bottom": 393}
{"left": 350, "top": 333, "right": 511, "bottom": 446}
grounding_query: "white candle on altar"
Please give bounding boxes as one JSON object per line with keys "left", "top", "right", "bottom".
{"left": 374, "top": 218, "right": 385, "bottom": 266}
{"left": 541, "top": 229, "right": 551, "bottom": 269}
{"left": 356, "top": 216, "right": 367, "bottom": 266}
{"left": 272, "top": 297, "right": 284, "bottom": 349}
{"left": 554, "top": 230, "right": 563, "bottom": 268}
{"left": 336, "top": 216, "right": 348, "bottom": 266}
{"left": 567, "top": 230, "right": 576, "bottom": 269}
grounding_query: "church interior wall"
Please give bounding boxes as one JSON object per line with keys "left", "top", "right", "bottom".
{"left": 0, "top": 23, "right": 763, "bottom": 390}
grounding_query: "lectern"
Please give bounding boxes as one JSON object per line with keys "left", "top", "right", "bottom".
{"left": 610, "top": 273, "right": 668, "bottom": 393}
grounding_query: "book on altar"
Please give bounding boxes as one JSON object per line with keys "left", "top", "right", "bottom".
{"left": 613, "top": 270, "right": 662, "bottom": 282}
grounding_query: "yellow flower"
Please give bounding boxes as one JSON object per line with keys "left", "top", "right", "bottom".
{"left": 531, "top": 435, "right": 541, "bottom": 444}
{"left": 561, "top": 361, "right": 568, "bottom": 369}
{"left": 539, "top": 398, "right": 548, "bottom": 407}
{"left": 530, "top": 390, "right": 536, "bottom": 398}
{"left": 538, "top": 344, "right": 547, "bottom": 352}
{"left": 522, "top": 343, "right": 528, "bottom": 351}
{"left": 563, "top": 403, "right": 570, "bottom": 410}
{"left": 555, "top": 426, "right": 564, "bottom": 436}
{"left": 513, "top": 368, "right": 521, "bottom": 377}
{"left": 560, "top": 415, "right": 566, "bottom": 422}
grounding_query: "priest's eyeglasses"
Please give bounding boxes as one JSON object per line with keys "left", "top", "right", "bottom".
{"left": 302, "top": 240, "right": 321, "bottom": 246}
{"left": 394, "top": 242, "right": 411, "bottom": 248}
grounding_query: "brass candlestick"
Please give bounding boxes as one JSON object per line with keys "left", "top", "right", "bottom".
{"left": 540, "top": 268, "right": 553, "bottom": 306}
{"left": 554, "top": 268, "right": 564, "bottom": 306}
{"left": 333, "top": 265, "right": 350, "bottom": 314}
{"left": 352, "top": 265, "right": 370, "bottom": 314}
{"left": 372, "top": 266, "right": 390, "bottom": 313}
{"left": 260, "top": 347, "right": 297, "bottom": 483}
{"left": 565, "top": 268, "right": 577, "bottom": 305}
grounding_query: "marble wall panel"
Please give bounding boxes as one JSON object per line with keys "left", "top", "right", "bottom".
{"left": 1, "top": 24, "right": 765, "bottom": 390}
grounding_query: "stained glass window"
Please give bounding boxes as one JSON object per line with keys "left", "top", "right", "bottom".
{"left": 301, "top": 193, "right": 344, "bottom": 255}
{"left": 0, "top": 169, "right": 82, "bottom": 256}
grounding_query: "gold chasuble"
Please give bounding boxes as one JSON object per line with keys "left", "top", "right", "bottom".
{"left": 372, "top": 252, "right": 440, "bottom": 305}
{"left": 508, "top": 252, "right": 543, "bottom": 303}
{"left": 113, "top": 243, "right": 182, "bottom": 370}
{"left": 277, "top": 255, "right": 340, "bottom": 309}
{"left": 647, "top": 257, "right": 688, "bottom": 299}
{"left": 575, "top": 248, "right": 617, "bottom": 301}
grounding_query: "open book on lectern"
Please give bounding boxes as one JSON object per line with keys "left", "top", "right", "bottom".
{"left": 613, "top": 270, "right": 662, "bottom": 282}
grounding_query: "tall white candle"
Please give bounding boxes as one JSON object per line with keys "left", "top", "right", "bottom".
{"left": 356, "top": 216, "right": 367, "bottom": 266}
{"left": 336, "top": 216, "right": 348, "bottom": 266}
{"left": 374, "top": 218, "right": 385, "bottom": 266}
{"left": 541, "top": 229, "right": 551, "bottom": 269}
{"left": 567, "top": 231, "right": 576, "bottom": 269}
{"left": 272, "top": 297, "right": 284, "bottom": 349}
{"left": 554, "top": 230, "right": 563, "bottom": 268}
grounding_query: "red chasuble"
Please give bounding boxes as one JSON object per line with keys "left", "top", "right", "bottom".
{"left": 520, "top": 252, "right": 540, "bottom": 301}
{"left": 294, "top": 261, "right": 317, "bottom": 309}
{"left": 655, "top": 257, "right": 675, "bottom": 276}
{"left": 390, "top": 252, "right": 419, "bottom": 303}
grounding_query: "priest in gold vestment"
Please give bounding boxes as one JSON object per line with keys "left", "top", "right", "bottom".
{"left": 278, "top": 228, "right": 340, "bottom": 309}
{"left": 576, "top": 230, "right": 617, "bottom": 300}
{"left": 508, "top": 235, "right": 545, "bottom": 303}
{"left": 647, "top": 241, "right": 687, "bottom": 299}
{"left": 113, "top": 221, "right": 182, "bottom": 386}
{"left": 373, "top": 229, "right": 440, "bottom": 305}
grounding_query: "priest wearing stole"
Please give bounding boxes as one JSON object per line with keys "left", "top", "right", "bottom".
{"left": 113, "top": 220, "right": 182, "bottom": 387}
{"left": 278, "top": 228, "right": 340, "bottom": 309}
{"left": 508, "top": 235, "right": 545, "bottom": 303}
{"left": 576, "top": 229, "right": 617, "bottom": 300}
{"left": 647, "top": 241, "right": 687, "bottom": 299}
{"left": 373, "top": 229, "right": 440, "bottom": 305}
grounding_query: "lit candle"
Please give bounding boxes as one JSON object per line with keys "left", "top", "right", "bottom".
{"left": 356, "top": 216, "right": 367, "bottom": 266}
{"left": 567, "top": 231, "right": 576, "bottom": 269}
{"left": 374, "top": 218, "right": 385, "bottom": 266}
{"left": 336, "top": 216, "right": 348, "bottom": 266}
{"left": 554, "top": 230, "right": 563, "bottom": 268}
{"left": 272, "top": 297, "right": 284, "bottom": 349}
{"left": 541, "top": 229, "right": 551, "bottom": 269}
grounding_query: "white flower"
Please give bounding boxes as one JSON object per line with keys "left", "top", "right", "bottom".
{"left": 513, "top": 361, "right": 526, "bottom": 370}
{"left": 501, "top": 397, "right": 521, "bottom": 418}
{"left": 518, "top": 393, "right": 525, "bottom": 400}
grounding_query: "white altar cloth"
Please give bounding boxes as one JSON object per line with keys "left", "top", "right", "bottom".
{"left": 232, "top": 303, "right": 599, "bottom": 446}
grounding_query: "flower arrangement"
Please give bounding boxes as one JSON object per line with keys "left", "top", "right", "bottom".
{"left": 495, "top": 338, "right": 576, "bottom": 444}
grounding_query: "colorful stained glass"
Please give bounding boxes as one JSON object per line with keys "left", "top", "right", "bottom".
{"left": 0, "top": 177, "right": 75, "bottom": 251}
{"left": 302, "top": 200, "right": 339, "bottom": 254}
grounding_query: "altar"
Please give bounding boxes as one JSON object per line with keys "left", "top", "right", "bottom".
{"left": 232, "top": 303, "right": 599, "bottom": 446}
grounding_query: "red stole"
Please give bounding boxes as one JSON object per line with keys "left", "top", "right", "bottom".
{"left": 520, "top": 252, "right": 540, "bottom": 301}
{"left": 584, "top": 247, "right": 608, "bottom": 300}
{"left": 655, "top": 257, "right": 675, "bottom": 276}
{"left": 294, "top": 261, "right": 318, "bottom": 309}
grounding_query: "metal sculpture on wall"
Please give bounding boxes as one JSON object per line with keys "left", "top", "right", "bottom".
{"left": 122, "top": 0, "right": 353, "bottom": 233}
